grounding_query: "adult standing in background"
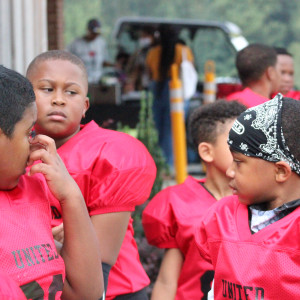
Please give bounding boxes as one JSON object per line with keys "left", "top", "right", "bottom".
{"left": 68, "top": 18, "right": 114, "bottom": 84}
{"left": 226, "top": 43, "right": 280, "bottom": 108}
{"left": 146, "top": 26, "right": 194, "bottom": 168}
{"left": 126, "top": 25, "right": 157, "bottom": 91}
{"left": 272, "top": 47, "right": 300, "bottom": 99}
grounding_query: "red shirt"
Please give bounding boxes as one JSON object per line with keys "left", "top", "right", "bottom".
{"left": 142, "top": 177, "right": 216, "bottom": 299}
{"left": 196, "top": 195, "right": 300, "bottom": 299}
{"left": 0, "top": 175, "right": 65, "bottom": 300}
{"left": 50, "top": 121, "right": 157, "bottom": 299}
{"left": 226, "top": 87, "right": 269, "bottom": 108}
{"left": 271, "top": 90, "right": 300, "bottom": 100}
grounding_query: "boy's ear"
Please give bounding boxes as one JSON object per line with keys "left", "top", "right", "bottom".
{"left": 82, "top": 97, "right": 90, "bottom": 118}
{"left": 266, "top": 66, "right": 277, "bottom": 82}
{"left": 274, "top": 161, "right": 292, "bottom": 183}
{"left": 198, "top": 142, "right": 213, "bottom": 163}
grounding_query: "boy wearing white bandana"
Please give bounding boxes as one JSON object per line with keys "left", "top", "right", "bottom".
{"left": 195, "top": 94, "right": 300, "bottom": 299}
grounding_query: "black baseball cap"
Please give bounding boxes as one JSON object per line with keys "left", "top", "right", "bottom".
{"left": 87, "top": 18, "right": 101, "bottom": 34}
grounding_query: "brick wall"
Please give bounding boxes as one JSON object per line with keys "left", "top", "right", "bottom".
{"left": 47, "top": 0, "right": 64, "bottom": 50}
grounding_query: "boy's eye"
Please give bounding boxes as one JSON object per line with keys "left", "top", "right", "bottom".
{"left": 41, "top": 87, "right": 53, "bottom": 92}
{"left": 66, "top": 90, "right": 77, "bottom": 95}
{"left": 233, "top": 159, "right": 241, "bottom": 164}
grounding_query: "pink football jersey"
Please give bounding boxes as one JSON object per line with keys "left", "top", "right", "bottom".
{"left": 196, "top": 195, "right": 300, "bottom": 299}
{"left": 0, "top": 273, "right": 26, "bottom": 300}
{"left": 143, "top": 176, "right": 216, "bottom": 299}
{"left": 0, "top": 175, "right": 65, "bottom": 300}
{"left": 226, "top": 87, "right": 269, "bottom": 108}
{"left": 50, "top": 121, "right": 156, "bottom": 298}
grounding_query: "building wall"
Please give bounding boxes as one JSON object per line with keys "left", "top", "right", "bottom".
{"left": 47, "top": 0, "right": 64, "bottom": 50}
{"left": 0, "top": 0, "right": 48, "bottom": 75}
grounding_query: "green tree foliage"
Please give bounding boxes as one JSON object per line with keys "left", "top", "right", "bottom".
{"left": 132, "top": 91, "right": 168, "bottom": 238}
{"left": 136, "top": 91, "right": 167, "bottom": 200}
{"left": 116, "top": 91, "right": 167, "bottom": 238}
{"left": 64, "top": 0, "right": 300, "bottom": 87}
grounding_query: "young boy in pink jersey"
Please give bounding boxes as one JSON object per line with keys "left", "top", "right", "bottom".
{"left": 196, "top": 94, "right": 300, "bottom": 299}
{"left": 0, "top": 65, "right": 102, "bottom": 299}
{"left": 142, "top": 100, "right": 246, "bottom": 299}
{"left": 26, "top": 50, "right": 157, "bottom": 300}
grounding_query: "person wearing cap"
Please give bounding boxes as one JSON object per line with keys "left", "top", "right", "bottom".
{"left": 67, "top": 18, "right": 114, "bottom": 84}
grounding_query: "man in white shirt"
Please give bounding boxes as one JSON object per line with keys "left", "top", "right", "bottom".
{"left": 68, "top": 18, "right": 114, "bottom": 83}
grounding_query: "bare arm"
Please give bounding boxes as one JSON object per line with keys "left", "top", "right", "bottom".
{"left": 151, "top": 248, "right": 184, "bottom": 300}
{"left": 28, "top": 134, "right": 103, "bottom": 300}
{"left": 52, "top": 209, "right": 130, "bottom": 298}
{"left": 90, "top": 211, "right": 131, "bottom": 266}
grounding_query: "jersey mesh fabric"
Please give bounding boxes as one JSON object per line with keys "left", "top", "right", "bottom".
{"left": 0, "top": 175, "right": 65, "bottom": 300}
{"left": 0, "top": 273, "right": 26, "bottom": 300}
{"left": 50, "top": 121, "right": 156, "bottom": 298}
{"left": 142, "top": 176, "right": 217, "bottom": 299}
{"left": 195, "top": 195, "right": 300, "bottom": 299}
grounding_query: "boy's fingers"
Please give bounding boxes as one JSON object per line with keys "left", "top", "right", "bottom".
{"left": 52, "top": 223, "right": 64, "bottom": 235}
{"left": 27, "top": 148, "right": 49, "bottom": 166}
{"left": 29, "top": 134, "right": 56, "bottom": 153}
{"left": 52, "top": 224, "right": 64, "bottom": 244}
{"left": 28, "top": 162, "right": 50, "bottom": 176}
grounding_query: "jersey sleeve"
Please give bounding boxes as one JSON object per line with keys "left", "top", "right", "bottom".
{"left": 87, "top": 134, "right": 157, "bottom": 215}
{"left": 193, "top": 199, "right": 224, "bottom": 265}
{"left": 142, "top": 188, "right": 179, "bottom": 249}
{"left": 193, "top": 221, "right": 212, "bottom": 263}
{"left": 194, "top": 196, "right": 235, "bottom": 264}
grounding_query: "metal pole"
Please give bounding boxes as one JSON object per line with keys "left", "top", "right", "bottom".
{"left": 203, "top": 60, "right": 216, "bottom": 104}
{"left": 169, "top": 64, "right": 187, "bottom": 184}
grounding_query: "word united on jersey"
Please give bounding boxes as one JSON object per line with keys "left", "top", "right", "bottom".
{"left": 12, "top": 243, "right": 59, "bottom": 269}
{"left": 222, "top": 279, "right": 264, "bottom": 300}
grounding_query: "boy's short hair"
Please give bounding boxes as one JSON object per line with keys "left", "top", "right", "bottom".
{"left": 189, "top": 100, "right": 246, "bottom": 149}
{"left": 282, "top": 98, "right": 300, "bottom": 162}
{"left": 26, "top": 50, "right": 88, "bottom": 85}
{"left": 0, "top": 65, "right": 35, "bottom": 138}
{"left": 274, "top": 47, "right": 292, "bottom": 57}
{"left": 236, "top": 43, "right": 277, "bottom": 86}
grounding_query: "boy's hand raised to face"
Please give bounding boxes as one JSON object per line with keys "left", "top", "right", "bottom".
{"left": 27, "top": 134, "right": 82, "bottom": 204}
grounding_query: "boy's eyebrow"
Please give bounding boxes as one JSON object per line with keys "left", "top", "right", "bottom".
{"left": 37, "top": 79, "right": 81, "bottom": 87}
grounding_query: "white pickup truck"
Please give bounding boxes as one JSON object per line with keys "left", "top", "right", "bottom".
{"left": 85, "top": 16, "right": 248, "bottom": 128}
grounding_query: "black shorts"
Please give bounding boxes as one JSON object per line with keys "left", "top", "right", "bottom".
{"left": 113, "top": 287, "right": 148, "bottom": 300}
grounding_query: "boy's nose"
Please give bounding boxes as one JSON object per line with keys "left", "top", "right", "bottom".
{"left": 226, "top": 164, "right": 235, "bottom": 178}
{"left": 52, "top": 94, "right": 66, "bottom": 106}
